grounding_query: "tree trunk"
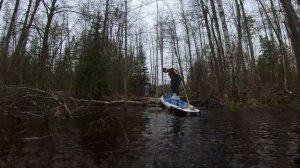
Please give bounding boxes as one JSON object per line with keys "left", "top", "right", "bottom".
{"left": 2, "top": 0, "right": 20, "bottom": 77}
{"left": 258, "top": 7, "right": 269, "bottom": 40}
{"left": 0, "top": 0, "right": 4, "bottom": 12}
{"left": 196, "top": 17, "right": 205, "bottom": 60}
{"left": 191, "top": 27, "right": 200, "bottom": 61}
{"left": 200, "top": 0, "right": 222, "bottom": 94}
{"left": 258, "top": 0, "right": 290, "bottom": 87}
{"left": 7, "top": 0, "right": 33, "bottom": 81}
{"left": 234, "top": 0, "right": 243, "bottom": 96}
{"left": 156, "top": 0, "right": 164, "bottom": 92}
{"left": 209, "top": 0, "right": 225, "bottom": 92}
{"left": 239, "top": 0, "right": 255, "bottom": 80}
{"left": 39, "top": 0, "right": 58, "bottom": 88}
{"left": 9, "top": 0, "right": 41, "bottom": 84}
{"left": 280, "top": 0, "right": 300, "bottom": 82}
{"left": 9, "top": 0, "right": 33, "bottom": 70}
{"left": 270, "top": 0, "right": 289, "bottom": 89}
{"left": 102, "top": 0, "right": 110, "bottom": 38}
{"left": 159, "top": 21, "right": 164, "bottom": 91}
{"left": 216, "top": 0, "right": 237, "bottom": 98}
{"left": 124, "top": 0, "right": 128, "bottom": 109}
{"left": 180, "top": 0, "right": 193, "bottom": 84}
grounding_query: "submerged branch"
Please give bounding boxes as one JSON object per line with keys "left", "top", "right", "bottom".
{"left": 70, "top": 97, "right": 159, "bottom": 106}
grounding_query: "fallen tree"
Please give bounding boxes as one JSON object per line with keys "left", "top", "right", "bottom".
{"left": 0, "top": 83, "right": 159, "bottom": 123}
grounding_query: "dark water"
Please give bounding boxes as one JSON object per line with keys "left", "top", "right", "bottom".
{"left": 0, "top": 105, "right": 300, "bottom": 168}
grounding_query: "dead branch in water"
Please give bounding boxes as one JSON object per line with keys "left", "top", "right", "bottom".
{"left": 0, "top": 84, "right": 73, "bottom": 120}
{"left": 0, "top": 109, "right": 22, "bottom": 123}
{"left": 16, "top": 87, "right": 73, "bottom": 118}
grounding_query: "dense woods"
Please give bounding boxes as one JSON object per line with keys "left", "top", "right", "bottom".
{"left": 0, "top": 0, "right": 299, "bottom": 102}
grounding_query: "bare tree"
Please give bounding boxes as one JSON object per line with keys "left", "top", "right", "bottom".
{"left": 1, "top": 0, "right": 20, "bottom": 76}
{"left": 39, "top": 0, "right": 58, "bottom": 88}
{"left": 124, "top": 0, "right": 128, "bottom": 109}
{"left": 234, "top": 0, "right": 244, "bottom": 96}
{"left": 200, "top": 0, "right": 222, "bottom": 94}
{"left": 280, "top": 0, "right": 300, "bottom": 82}
{"left": 216, "top": 0, "right": 237, "bottom": 97}
{"left": 210, "top": 0, "right": 226, "bottom": 94}
{"left": 270, "top": 0, "right": 289, "bottom": 89}
{"left": 156, "top": 0, "right": 164, "bottom": 91}
{"left": 0, "top": 0, "right": 4, "bottom": 12}
{"left": 234, "top": 0, "right": 243, "bottom": 70}
{"left": 258, "top": 0, "right": 290, "bottom": 88}
{"left": 9, "top": 0, "right": 42, "bottom": 83}
{"left": 159, "top": 21, "right": 164, "bottom": 90}
{"left": 102, "top": 0, "right": 110, "bottom": 38}
{"left": 239, "top": 0, "right": 255, "bottom": 80}
{"left": 179, "top": 0, "right": 193, "bottom": 83}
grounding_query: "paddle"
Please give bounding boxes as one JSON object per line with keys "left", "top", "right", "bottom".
{"left": 180, "top": 80, "right": 191, "bottom": 108}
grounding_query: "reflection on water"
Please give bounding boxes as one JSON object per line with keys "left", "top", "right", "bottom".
{"left": 0, "top": 105, "right": 300, "bottom": 167}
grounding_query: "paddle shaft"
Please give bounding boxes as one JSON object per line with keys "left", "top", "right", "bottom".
{"left": 181, "top": 80, "right": 190, "bottom": 106}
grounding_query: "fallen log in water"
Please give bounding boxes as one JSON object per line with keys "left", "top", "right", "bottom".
{"left": 70, "top": 97, "right": 159, "bottom": 106}
{"left": 0, "top": 83, "right": 161, "bottom": 122}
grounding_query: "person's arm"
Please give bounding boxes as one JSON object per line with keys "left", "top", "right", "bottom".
{"left": 162, "top": 67, "right": 169, "bottom": 73}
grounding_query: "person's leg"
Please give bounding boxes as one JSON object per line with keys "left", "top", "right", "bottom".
{"left": 145, "top": 86, "right": 149, "bottom": 96}
{"left": 145, "top": 89, "right": 149, "bottom": 96}
{"left": 176, "top": 79, "right": 181, "bottom": 95}
{"left": 171, "top": 80, "right": 176, "bottom": 94}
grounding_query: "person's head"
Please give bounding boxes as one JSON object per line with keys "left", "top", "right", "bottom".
{"left": 162, "top": 67, "right": 167, "bottom": 73}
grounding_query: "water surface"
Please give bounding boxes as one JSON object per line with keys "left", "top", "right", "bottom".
{"left": 0, "top": 105, "right": 299, "bottom": 167}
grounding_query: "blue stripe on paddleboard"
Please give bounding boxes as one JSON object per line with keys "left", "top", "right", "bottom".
{"left": 163, "top": 94, "right": 189, "bottom": 109}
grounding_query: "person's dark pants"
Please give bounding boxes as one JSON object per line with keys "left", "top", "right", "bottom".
{"left": 171, "top": 78, "right": 181, "bottom": 95}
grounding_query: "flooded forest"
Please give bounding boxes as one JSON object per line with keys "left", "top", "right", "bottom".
{"left": 0, "top": 0, "right": 300, "bottom": 167}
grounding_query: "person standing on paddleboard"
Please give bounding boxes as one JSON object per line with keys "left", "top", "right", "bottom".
{"left": 162, "top": 67, "right": 181, "bottom": 98}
